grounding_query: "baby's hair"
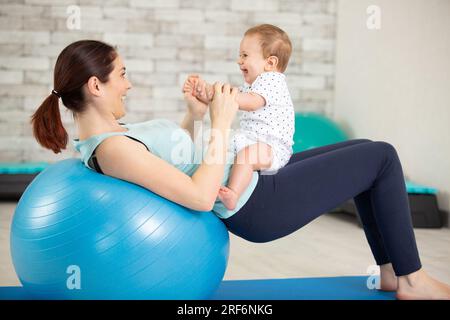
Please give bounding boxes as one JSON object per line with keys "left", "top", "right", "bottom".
{"left": 244, "top": 24, "right": 292, "bottom": 72}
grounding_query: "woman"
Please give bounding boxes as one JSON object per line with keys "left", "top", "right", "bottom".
{"left": 31, "top": 40, "right": 450, "bottom": 300}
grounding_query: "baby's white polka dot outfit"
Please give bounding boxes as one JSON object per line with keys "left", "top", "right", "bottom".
{"left": 231, "top": 71, "right": 295, "bottom": 174}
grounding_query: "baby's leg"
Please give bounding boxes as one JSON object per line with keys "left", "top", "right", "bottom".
{"left": 218, "top": 143, "right": 272, "bottom": 210}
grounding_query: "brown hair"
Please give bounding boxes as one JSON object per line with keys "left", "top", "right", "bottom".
{"left": 31, "top": 40, "right": 117, "bottom": 153}
{"left": 244, "top": 24, "right": 292, "bottom": 72}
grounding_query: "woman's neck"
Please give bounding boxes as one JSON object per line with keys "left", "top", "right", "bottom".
{"left": 75, "top": 106, "right": 127, "bottom": 141}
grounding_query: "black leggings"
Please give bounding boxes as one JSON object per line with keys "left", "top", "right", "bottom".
{"left": 223, "top": 139, "right": 422, "bottom": 276}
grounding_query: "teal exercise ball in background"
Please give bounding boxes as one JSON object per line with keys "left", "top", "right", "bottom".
{"left": 293, "top": 112, "right": 349, "bottom": 152}
{"left": 10, "top": 159, "right": 229, "bottom": 300}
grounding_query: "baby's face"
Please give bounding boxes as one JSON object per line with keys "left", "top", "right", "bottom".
{"left": 237, "top": 35, "right": 267, "bottom": 85}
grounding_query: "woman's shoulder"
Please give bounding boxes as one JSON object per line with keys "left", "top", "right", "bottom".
{"left": 97, "top": 134, "right": 148, "bottom": 155}
{"left": 72, "top": 130, "right": 126, "bottom": 153}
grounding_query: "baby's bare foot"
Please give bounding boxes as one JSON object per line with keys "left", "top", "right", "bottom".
{"left": 217, "top": 186, "right": 238, "bottom": 210}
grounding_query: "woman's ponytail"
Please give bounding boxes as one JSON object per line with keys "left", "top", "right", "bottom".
{"left": 31, "top": 92, "right": 68, "bottom": 154}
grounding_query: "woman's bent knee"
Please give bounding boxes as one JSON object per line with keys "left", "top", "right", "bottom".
{"left": 373, "top": 141, "right": 400, "bottom": 164}
{"left": 376, "top": 141, "right": 398, "bottom": 154}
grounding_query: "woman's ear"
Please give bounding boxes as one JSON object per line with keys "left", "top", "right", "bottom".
{"left": 265, "top": 56, "right": 279, "bottom": 71}
{"left": 86, "top": 76, "right": 102, "bottom": 97}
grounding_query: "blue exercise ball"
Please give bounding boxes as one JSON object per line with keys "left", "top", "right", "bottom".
{"left": 294, "top": 112, "right": 349, "bottom": 153}
{"left": 11, "top": 159, "right": 229, "bottom": 300}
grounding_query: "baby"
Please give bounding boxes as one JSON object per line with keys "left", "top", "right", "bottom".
{"left": 184, "top": 24, "right": 295, "bottom": 210}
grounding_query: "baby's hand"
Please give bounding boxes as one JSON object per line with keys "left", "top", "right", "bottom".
{"left": 183, "top": 75, "right": 199, "bottom": 96}
{"left": 195, "top": 78, "right": 214, "bottom": 104}
{"left": 183, "top": 75, "right": 214, "bottom": 104}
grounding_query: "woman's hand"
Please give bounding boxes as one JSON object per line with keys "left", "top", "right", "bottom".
{"left": 209, "top": 82, "right": 239, "bottom": 128}
{"left": 182, "top": 75, "right": 208, "bottom": 120}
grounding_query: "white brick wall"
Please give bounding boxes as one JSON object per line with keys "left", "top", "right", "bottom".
{"left": 0, "top": 31, "right": 50, "bottom": 45}
{"left": 0, "top": 71, "right": 23, "bottom": 85}
{"left": 103, "top": 33, "right": 154, "bottom": 47}
{"left": 231, "top": 0, "right": 279, "bottom": 12}
{"left": 0, "top": 0, "right": 337, "bottom": 162}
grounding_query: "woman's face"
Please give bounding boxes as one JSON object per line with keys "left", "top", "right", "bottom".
{"left": 103, "top": 55, "right": 132, "bottom": 119}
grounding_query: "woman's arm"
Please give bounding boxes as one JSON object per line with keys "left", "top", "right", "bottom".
{"left": 96, "top": 83, "right": 238, "bottom": 212}
{"left": 96, "top": 134, "right": 224, "bottom": 211}
{"left": 180, "top": 75, "right": 208, "bottom": 141}
{"left": 180, "top": 111, "right": 200, "bottom": 141}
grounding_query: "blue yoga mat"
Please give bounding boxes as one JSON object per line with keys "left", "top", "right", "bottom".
{"left": 211, "top": 276, "right": 395, "bottom": 300}
{"left": 0, "top": 276, "right": 395, "bottom": 300}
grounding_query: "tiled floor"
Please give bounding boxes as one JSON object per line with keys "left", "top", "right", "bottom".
{"left": 1, "top": 202, "right": 449, "bottom": 286}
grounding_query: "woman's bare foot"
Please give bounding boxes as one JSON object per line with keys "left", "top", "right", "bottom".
{"left": 217, "top": 186, "right": 238, "bottom": 210}
{"left": 379, "top": 263, "right": 398, "bottom": 292}
{"left": 397, "top": 268, "right": 450, "bottom": 300}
